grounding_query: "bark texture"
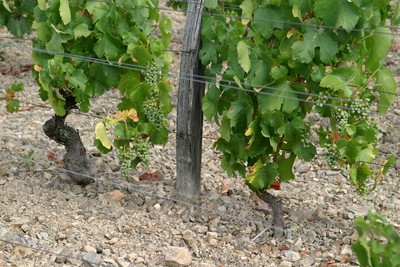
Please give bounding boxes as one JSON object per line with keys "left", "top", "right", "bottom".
{"left": 43, "top": 97, "right": 92, "bottom": 185}
{"left": 257, "top": 190, "right": 284, "bottom": 238}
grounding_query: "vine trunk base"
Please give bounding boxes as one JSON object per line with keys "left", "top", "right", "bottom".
{"left": 43, "top": 100, "right": 93, "bottom": 186}
{"left": 257, "top": 190, "right": 284, "bottom": 238}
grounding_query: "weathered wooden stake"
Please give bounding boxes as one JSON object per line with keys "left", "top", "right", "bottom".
{"left": 176, "top": 0, "right": 205, "bottom": 203}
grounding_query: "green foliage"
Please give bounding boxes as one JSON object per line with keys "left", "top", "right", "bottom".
{"left": 0, "top": 0, "right": 35, "bottom": 37}
{"left": 353, "top": 212, "right": 400, "bottom": 267}
{"left": 4, "top": 82, "right": 25, "bottom": 113}
{"left": 26, "top": 0, "right": 172, "bottom": 170}
{"left": 197, "top": 0, "right": 399, "bottom": 194}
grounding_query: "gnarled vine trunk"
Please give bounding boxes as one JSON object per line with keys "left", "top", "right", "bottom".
{"left": 257, "top": 190, "right": 284, "bottom": 238}
{"left": 43, "top": 97, "right": 93, "bottom": 186}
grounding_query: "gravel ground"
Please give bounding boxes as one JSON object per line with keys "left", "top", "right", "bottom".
{"left": 0, "top": 8, "right": 400, "bottom": 267}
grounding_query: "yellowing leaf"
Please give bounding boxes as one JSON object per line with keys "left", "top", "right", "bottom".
{"left": 34, "top": 65, "right": 42, "bottom": 72}
{"left": 59, "top": 0, "right": 71, "bottom": 25}
{"left": 116, "top": 108, "right": 139, "bottom": 122}
{"left": 38, "top": 0, "right": 46, "bottom": 10}
{"left": 240, "top": 0, "right": 253, "bottom": 26}
{"left": 237, "top": 41, "right": 251, "bottom": 73}
{"left": 95, "top": 122, "right": 111, "bottom": 149}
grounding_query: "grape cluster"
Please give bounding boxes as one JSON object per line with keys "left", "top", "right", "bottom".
{"left": 117, "top": 145, "right": 136, "bottom": 178}
{"left": 143, "top": 64, "right": 161, "bottom": 91}
{"left": 316, "top": 91, "right": 330, "bottom": 107}
{"left": 117, "top": 136, "right": 151, "bottom": 178}
{"left": 144, "top": 98, "right": 166, "bottom": 129}
{"left": 333, "top": 107, "right": 349, "bottom": 132}
{"left": 324, "top": 143, "right": 342, "bottom": 169}
{"left": 143, "top": 64, "right": 166, "bottom": 129}
{"left": 349, "top": 98, "right": 370, "bottom": 120}
{"left": 134, "top": 133, "right": 151, "bottom": 165}
{"left": 356, "top": 180, "right": 368, "bottom": 196}
{"left": 301, "top": 130, "right": 312, "bottom": 148}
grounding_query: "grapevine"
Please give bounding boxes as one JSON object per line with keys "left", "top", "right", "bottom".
{"left": 189, "top": 0, "right": 400, "bottom": 234}
{"left": 198, "top": 0, "right": 398, "bottom": 196}
{"left": 142, "top": 64, "right": 168, "bottom": 129}
{"left": 1, "top": 0, "right": 173, "bottom": 182}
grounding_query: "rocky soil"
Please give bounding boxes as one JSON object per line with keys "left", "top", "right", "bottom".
{"left": 0, "top": 7, "right": 400, "bottom": 267}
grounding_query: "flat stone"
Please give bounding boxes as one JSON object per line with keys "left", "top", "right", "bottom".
{"left": 206, "top": 232, "right": 218, "bottom": 242}
{"left": 165, "top": 246, "right": 192, "bottom": 267}
{"left": 278, "top": 260, "right": 293, "bottom": 267}
{"left": 100, "top": 258, "right": 118, "bottom": 267}
{"left": 182, "top": 230, "right": 196, "bottom": 246}
{"left": 116, "top": 258, "right": 130, "bottom": 267}
{"left": 10, "top": 218, "right": 29, "bottom": 227}
{"left": 346, "top": 205, "right": 374, "bottom": 216}
{"left": 83, "top": 245, "right": 97, "bottom": 252}
{"left": 72, "top": 185, "right": 83, "bottom": 195}
{"left": 284, "top": 250, "right": 301, "bottom": 262}
{"left": 0, "top": 227, "right": 8, "bottom": 238}
{"left": 340, "top": 245, "right": 353, "bottom": 256}
{"left": 83, "top": 251, "right": 102, "bottom": 265}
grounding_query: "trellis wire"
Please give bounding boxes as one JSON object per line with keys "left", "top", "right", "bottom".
{"left": 0, "top": 95, "right": 399, "bottom": 160}
{"left": 0, "top": 97, "right": 398, "bottom": 168}
{"left": 0, "top": 237, "right": 96, "bottom": 266}
{"left": 88, "top": 0, "right": 400, "bottom": 35}
{"left": 0, "top": 41, "right": 398, "bottom": 112}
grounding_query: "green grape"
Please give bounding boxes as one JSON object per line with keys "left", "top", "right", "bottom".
{"left": 117, "top": 145, "right": 134, "bottom": 178}
{"left": 142, "top": 64, "right": 167, "bottom": 129}
{"left": 143, "top": 64, "right": 161, "bottom": 92}
{"left": 349, "top": 98, "right": 371, "bottom": 120}
{"left": 300, "top": 129, "right": 312, "bottom": 148}
{"left": 333, "top": 107, "right": 349, "bottom": 132}
{"left": 324, "top": 143, "right": 342, "bottom": 169}
{"left": 356, "top": 180, "right": 368, "bottom": 196}
{"left": 143, "top": 97, "right": 166, "bottom": 129}
{"left": 133, "top": 131, "right": 151, "bottom": 165}
{"left": 316, "top": 91, "right": 329, "bottom": 107}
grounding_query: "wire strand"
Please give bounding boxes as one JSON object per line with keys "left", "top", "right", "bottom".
{"left": 0, "top": 41, "right": 398, "bottom": 111}
{"left": 86, "top": 0, "right": 400, "bottom": 35}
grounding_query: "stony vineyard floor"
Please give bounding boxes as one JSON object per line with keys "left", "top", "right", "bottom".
{"left": 1, "top": 9, "right": 400, "bottom": 267}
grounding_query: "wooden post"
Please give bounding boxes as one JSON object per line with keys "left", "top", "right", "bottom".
{"left": 176, "top": 0, "right": 205, "bottom": 203}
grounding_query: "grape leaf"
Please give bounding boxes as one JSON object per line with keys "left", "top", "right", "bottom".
{"left": 199, "top": 39, "right": 218, "bottom": 65}
{"left": 227, "top": 100, "right": 252, "bottom": 130}
{"left": 314, "top": 0, "right": 360, "bottom": 30}
{"left": 292, "top": 27, "right": 338, "bottom": 64}
{"left": 257, "top": 81, "right": 299, "bottom": 114}
{"left": 94, "top": 34, "right": 120, "bottom": 60}
{"left": 374, "top": 67, "right": 397, "bottom": 114}
{"left": 159, "top": 16, "right": 172, "bottom": 47}
{"left": 38, "top": 0, "right": 46, "bottom": 10}
{"left": 66, "top": 68, "right": 88, "bottom": 90}
{"left": 6, "top": 99, "right": 20, "bottom": 113}
{"left": 95, "top": 122, "right": 112, "bottom": 149}
{"left": 204, "top": 0, "right": 218, "bottom": 9}
{"left": 237, "top": 40, "right": 251, "bottom": 73}
{"left": 246, "top": 162, "right": 279, "bottom": 191}
{"left": 59, "top": 0, "right": 71, "bottom": 25}
{"left": 320, "top": 73, "right": 352, "bottom": 97}
{"left": 6, "top": 17, "right": 32, "bottom": 38}
{"left": 292, "top": 142, "right": 316, "bottom": 161}
{"left": 337, "top": 139, "right": 362, "bottom": 163}
{"left": 73, "top": 23, "right": 91, "bottom": 39}
{"left": 220, "top": 115, "right": 231, "bottom": 142}
{"left": 240, "top": 0, "right": 253, "bottom": 26}
{"left": 365, "top": 27, "right": 392, "bottom": 70}
{"left": 277, "top": 153, "right": 296, "bottom": 181}
{"left": 253, "top": 8, "right": 284, "bottom": 39}
{"left": 45, "top": 32, "right": 64, "bottom": 52}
